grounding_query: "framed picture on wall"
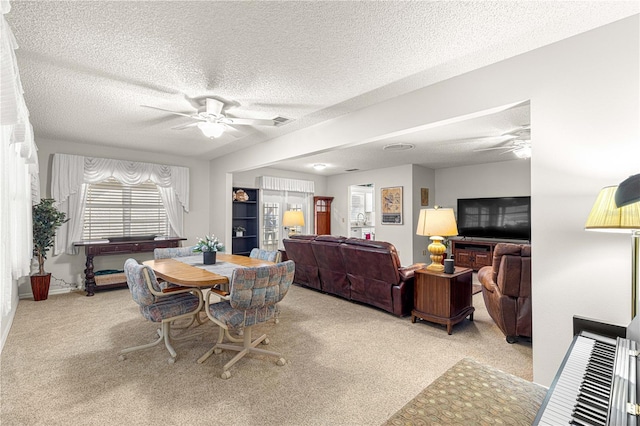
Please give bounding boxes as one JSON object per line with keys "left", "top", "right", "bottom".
{"left": 421, "top": 188, "right": 429, "bottom": 206}
{"left": 381, "top": 186, "right": 403, "bottom": 224}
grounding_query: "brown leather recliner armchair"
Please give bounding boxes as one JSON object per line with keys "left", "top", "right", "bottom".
{"left": 282, "top": 235, "right": 321, "bottom": 290}
{"left": 477, "top": 243, "right": 531, "bottom": 343}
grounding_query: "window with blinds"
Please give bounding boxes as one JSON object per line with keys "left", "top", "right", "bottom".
{"left": 82, "top": 178, "right": 169, "bottom": 239}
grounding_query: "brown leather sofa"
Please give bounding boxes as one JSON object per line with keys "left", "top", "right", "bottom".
{"left": 477, "top": 243, "right": 531, "bottom": 343}
{"left": 283, "top": 235, "right": 424, "bottom": 316}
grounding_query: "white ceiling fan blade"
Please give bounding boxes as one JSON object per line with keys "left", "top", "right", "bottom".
{"left": 141, "top": 105, "right": 195, "bottom": 119}
{"left": 171, "top": 122, "right": 200, "bottom": 130}
{"left": 226, "top": 117, "right": 279, "bottom": 126}
{"left": 474, "top": 146, "right": 511, "bottom": 152}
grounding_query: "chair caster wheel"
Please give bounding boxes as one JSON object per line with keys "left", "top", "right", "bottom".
{"left": 506, "top": 336, "right": 518, "bottom": 344}
{"left": 168, "top": 357, "right": 176, "bottom": 364}
{"left": 276, "top": 358, "right": 286, "bottom": 366}
{"left": 221, "top": 370, "right": 231, "bottom": 380}
{"left": 118, "top": 355, "right": 125, "bottom": 362}
{"left": 262, "top": 338, "right": 270, "bottom": 345}
{"left": 214, "top": 348, "right": 222, "bottom": 355}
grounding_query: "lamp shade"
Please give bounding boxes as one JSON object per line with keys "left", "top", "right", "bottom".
{"left": 416, "top": 207, "right": 458, "bottom": 237}
{"left": 283, "top": 210, "right": 305, "bottom": 227}
{"left": 585, "top": 185, "right": 640, "bottom": 233}
{"left": 615, "top": 173, "right": 640, "bottom": 208}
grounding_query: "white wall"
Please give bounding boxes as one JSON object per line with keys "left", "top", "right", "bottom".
{"left": 26, "top": 138, "right": 211, "bottom": 297}
{"left": 412, "top": 165, "right": 436, "bottom": 263}
{"left": 208, "top": 16, "right": 639, "bottom": 386}
{"left": 435, "top": 160, "right": 531, "bottom": 212}
{"left": 325, "top": 164, "right": 417, "bottom": 266}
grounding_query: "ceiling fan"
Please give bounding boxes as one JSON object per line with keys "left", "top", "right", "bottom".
{"left": 474, "top": 125, "right": 531, "bottom": 158}
{"left": 141, "top": 98, "right": 288, "bottom": 138}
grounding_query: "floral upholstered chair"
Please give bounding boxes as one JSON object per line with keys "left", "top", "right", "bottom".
{"left": 153, "top": 245, "right": 197, "bottom": 259}
{"left": 197, "top": 260, "right": 295, "bottom": 379}
{"left": 120, "top": 258, "right": 203, "bottom": 364}
{"left": 249, "top": 248, "right": 282, "bottom": 263}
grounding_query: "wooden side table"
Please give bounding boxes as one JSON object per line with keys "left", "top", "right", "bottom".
{"left": 411, "top": 266, "right": 474, "bottom": 334}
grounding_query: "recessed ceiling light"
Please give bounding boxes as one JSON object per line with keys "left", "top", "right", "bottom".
{"left": 313, "top": 163, "right": 327, "bottom": 171}
{"left": 383, "top": 143, "right": 415, "bottom": 151}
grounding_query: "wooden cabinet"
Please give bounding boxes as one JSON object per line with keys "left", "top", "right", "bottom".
{"left": 74, "top": 237, "right": 186, "bottom": 296}
{"left": 451, "top": 239, "right": 496, "bottom": 271}
{"left": 314, "top": 196, "right": 333, "bottom": 235}
{"left": 411, "top": 267, "right": 474, "bottom": 334}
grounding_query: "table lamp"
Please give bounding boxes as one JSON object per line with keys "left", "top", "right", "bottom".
{"left": 585, "top": 181, "right": 640, "bottom": 318}
{"left": 283, "top": 210, "right": 305, "bottom": 237}
{"left": 416, "top": 206, "right": 459, "bottom": 272}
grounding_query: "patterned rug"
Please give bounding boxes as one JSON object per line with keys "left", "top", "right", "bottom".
{"left": 383, "top": 358, "right": 546, "bottom": 426}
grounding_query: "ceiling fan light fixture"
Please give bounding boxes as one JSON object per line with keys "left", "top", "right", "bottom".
{"left": 313, "top": 163, "right": 327, "bottom": 171}
{"left": 197, "top": 121, "right": 225, "bottom": 138}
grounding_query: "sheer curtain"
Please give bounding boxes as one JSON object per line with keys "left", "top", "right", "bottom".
{"left": 1, "top": 0, "right": 41, "bottom": 315}
{"left": 257, "top": 176, "right": 314, "bottom": 249}
{"left": 51, "top": 153, "right": 190, "bottom": 254}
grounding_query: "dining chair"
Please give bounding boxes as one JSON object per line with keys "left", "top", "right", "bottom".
{"left": 153, "top": 245, "right": 197, "bottom": 259}
{"left": 249, "top": 248, "right": 282, "bottom": 263}
{"left": 120, "top": 258, "right": 203, "bottom": 364}
{"left": 197, "top": 260, "right": 295, "bottom": 379}
{"left": 249, "top": 248, "right": 284, "bottom": 324}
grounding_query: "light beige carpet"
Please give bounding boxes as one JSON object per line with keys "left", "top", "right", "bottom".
{"left": 1, "top": 285, "right": 534, "bottom": 425}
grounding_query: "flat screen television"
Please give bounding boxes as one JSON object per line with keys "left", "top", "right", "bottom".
{"left": 456, "top": 196, "right": 531, "bottom": 241}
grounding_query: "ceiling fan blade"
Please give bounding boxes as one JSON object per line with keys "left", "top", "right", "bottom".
{"left": 226, "top": 117, "right": 279, "bottom": 127}
{"left": 171, "top": 122, "right": 199, "bottom": 130}
{"left": 474, "top": 146, "right": 511, "bottom": 152}
{"left": 141, "top": 105, "right": 196, "bottom": 119}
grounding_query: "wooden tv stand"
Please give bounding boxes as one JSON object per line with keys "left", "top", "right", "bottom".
{"left": 451, "top": 239, "right": 496, "bottom": 271}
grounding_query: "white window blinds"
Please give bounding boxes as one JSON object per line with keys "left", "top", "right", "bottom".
{"left": 82, "top": 178, "right": 169, "bottom": 240}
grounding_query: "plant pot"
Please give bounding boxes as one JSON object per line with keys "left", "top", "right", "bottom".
{"left": 203, "top": 251, "right": 216, "bottom": 265}
{"left": 30, "top": 273, "right": 51, "bottom": 301}
{"left": 236, "top": 231, "right": 244, "bottom": 237}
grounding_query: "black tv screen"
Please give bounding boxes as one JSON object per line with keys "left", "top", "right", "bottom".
{"left": 457, "top": 196, "right": 531, "bottom": 241}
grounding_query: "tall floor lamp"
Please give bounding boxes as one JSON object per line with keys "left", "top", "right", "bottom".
{"left": 585, "top": 175, "right": 640, "bottom": 319}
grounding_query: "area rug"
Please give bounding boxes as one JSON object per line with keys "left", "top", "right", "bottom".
{"left": 383, "top": 357, "right": 546, "bottom": 426}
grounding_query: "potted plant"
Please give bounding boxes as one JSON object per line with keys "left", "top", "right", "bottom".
{"left": 233, "top": 226, "right": 246, "bottom": 237}
{"left": 192, "top": 235, "right": 225, "bottom": 265}
{"left": 31, "top": 198, "right": 68, "bottom": 301}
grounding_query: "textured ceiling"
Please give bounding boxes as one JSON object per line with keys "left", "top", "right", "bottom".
{"left": 6, "top": 1, "right": 639, "bottom": 174}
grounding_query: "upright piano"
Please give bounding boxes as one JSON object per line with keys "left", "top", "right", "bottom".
{"left": 534, "top": 316, "right": 640, "bottom": 426}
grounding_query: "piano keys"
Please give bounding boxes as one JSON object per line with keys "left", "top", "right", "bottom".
{"left": 534, "top": 329, "right": 639, "bottom": 426}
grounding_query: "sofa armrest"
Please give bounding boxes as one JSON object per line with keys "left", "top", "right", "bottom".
{"left": 477, "top": 265, "right": 495, "bottom": 293}
{"left": 398, "top": 263, "right": 427, "bottom": 281}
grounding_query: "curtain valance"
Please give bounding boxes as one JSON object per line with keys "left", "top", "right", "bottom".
{"left": 257, "top": 176, "right": 315, "bottom": 193}
{"left": 52, "top": 154, "right": 189, "bottom": 212}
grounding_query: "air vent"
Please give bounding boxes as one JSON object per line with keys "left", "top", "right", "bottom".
{"left": 345, "top": 168, "right": 360, "bottom": 172}
{"left": 273, "top": 116, "right": 290, "bottom": 126}
{"left": 383, "top": 143, "right": 415, "bottom": 151}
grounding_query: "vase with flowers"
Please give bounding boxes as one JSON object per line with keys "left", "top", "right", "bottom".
{"left": 193, "top": 235, "right": 225, "bottom": 265}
